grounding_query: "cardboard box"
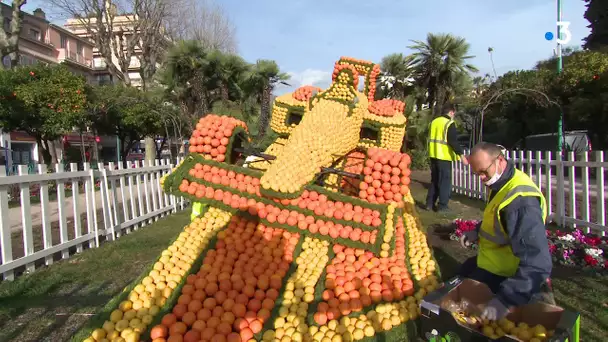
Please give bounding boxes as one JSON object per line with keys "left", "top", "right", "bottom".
{"left": 419, "top": 276, "right": 581, "bottom": 342}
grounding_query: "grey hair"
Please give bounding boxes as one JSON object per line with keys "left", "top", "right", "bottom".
{"left": 470, "top": 142, "right": 506, "bottom": 158}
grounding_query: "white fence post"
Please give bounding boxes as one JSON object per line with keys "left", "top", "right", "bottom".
{"left": 38, "top": 164, "right": 53, "bottom": 266}
{"left": 117, "top": 162, "right": 130, "bottom": 234}
{"left": 19, "top": 165, "right": 35, "bottom": 272}
{"left": 0, "top": 165, "right": 14, "bottom": 281}
{"left": 70, "top": 163, "right": 83, "bottom": 253}
{"left": 83, "top": 163, "right": 98, "bottom": 248}
{"left": 451, "top": 149, "right": 607, "bottom": 236}
{"left": 55, "top": 163, "right": 69, "bottom": 260}
{"left": 0, "top": 159, "right": 183, "bottom": 280}
{"left": 596, "top": 151, "right": 606, "bottom": 236}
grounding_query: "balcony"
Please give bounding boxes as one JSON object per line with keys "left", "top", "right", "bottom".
{"left": 57, "top": 48, "right": 93, "bottom": 69}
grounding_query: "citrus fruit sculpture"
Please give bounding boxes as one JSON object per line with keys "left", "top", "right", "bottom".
{"left": 82, "top": 57, "right": 440, "bottom": 342}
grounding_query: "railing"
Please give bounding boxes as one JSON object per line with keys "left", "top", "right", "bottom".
{"left": 0, "top": 159, "right": 188, "bottom": 280}
{"left": 452, "top": 150, "right": 607, "bottom": 236}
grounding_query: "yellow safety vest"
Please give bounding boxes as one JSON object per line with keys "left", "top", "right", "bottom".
{"left": 477, "top": 169, "right": 547, "bottom": 277}
{"left": 428, "top": 116, "right": 458, "bottom": 161}
{"left": 191, "top": 202, "right": 206, "bottom": 221}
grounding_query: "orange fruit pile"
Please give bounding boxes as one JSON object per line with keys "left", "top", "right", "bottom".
{"left": 368, "top": 99, "right": 405, "bottom": 117}
{"left": 188, "top": 114, "right": 247, "bottom": 162}
{"left": 335, "top": 57, "right": 380, "bottom": 102}
{"left": 314, "top": 217, "right": 412, "bottom": 324}
{"left": 175, "top": 158, "right": 391, "bottom": 248}
{"left": 150, "top": 216, "right": 299, "bottom": 342}
{"left": 359, "top": 148, "right": 411, "bottom": 204}
{"left": 293, "top": 85, "right": 322, "bottom": 102}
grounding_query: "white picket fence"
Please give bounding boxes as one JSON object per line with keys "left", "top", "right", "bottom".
{"left": 0, "top": 159, "right": 188, "bottom": 280}
{"left": 452, "top": 150, "right": 607, "bottom": 236}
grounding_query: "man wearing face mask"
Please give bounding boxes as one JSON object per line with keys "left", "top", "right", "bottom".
{"left": 459, "top": 142, "right": 554, "bottom": 321}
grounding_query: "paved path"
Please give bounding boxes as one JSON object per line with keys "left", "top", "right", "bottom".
{"left": 5, "top": 182, "right": 166, "bottom": 233}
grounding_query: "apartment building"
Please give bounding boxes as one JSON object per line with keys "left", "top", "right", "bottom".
{"left": 0, "top": 5, "right": 98, "bottom": 171}
{"left": 64, "top": 14, "right": 143, "bottom": 87}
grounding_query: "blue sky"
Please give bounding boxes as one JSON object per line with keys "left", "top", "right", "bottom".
{"left": 24, "top": 0, "right": 590, "bottom": 95}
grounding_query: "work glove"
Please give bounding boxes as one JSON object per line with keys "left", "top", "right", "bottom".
{"left": 481, "top": 297, "right": 510, "bottom": 321}
{"left": 459, "top": 230, "right": 478, "bottom": 248}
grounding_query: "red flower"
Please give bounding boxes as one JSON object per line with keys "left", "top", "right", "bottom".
{"left": 584, "top": 255, "right": 599, "bottom": 267}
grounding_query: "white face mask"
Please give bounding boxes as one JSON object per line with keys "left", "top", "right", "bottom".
{"left": 484, "top": 160, "right": 503, "bottom": 186}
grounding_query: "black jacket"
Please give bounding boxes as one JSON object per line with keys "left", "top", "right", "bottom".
{"left": 476, "top": 161, "right": 552, "bottom": 307}
{"left": 443, "top": 115, "right": 464, "bottom": 155}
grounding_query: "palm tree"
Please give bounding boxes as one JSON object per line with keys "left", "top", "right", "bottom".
{"left": 207, "top": 50, "right": 250, "bottom": 104}
{"left": 245, "top": 60, "right": 290, "bottom": 138}
{"left": 471, "top": 74, "right": 490, "bottom": 98}
{"left": 488, "top": 47, "right": 498, "bottom": 80}
{"left": 157, "top": 40, "right": 212, "bottom": 130}
{"left": 408, "top": 33, "right": 478, "bottom": 115}
{"left": 378, "top": 53, "right": 415, "bottom": 100}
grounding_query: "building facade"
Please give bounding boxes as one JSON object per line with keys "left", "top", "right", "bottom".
{"left": 64, "top": 14, "right": 143, "bottom": 88}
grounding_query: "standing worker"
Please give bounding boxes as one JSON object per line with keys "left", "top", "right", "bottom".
{"left": 459, "top": 142, "right": 554, "bottom": 321}
{"left": 425, "top": 103, "right": 467, "bottom": 212}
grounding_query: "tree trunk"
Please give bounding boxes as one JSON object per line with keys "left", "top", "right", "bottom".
{"left": 258, "top": 85, "right": 272, "bottom": 138}
{"left": 79, "top": 131, "right": 86, "bottom": 165}
{"left": 48, "top": 140, "right": 58, "bottom": 164}
{"left": 145, "top": 137, "right": 156, "bottom": 163}
{"left": 37, "top": 137, "right": 52, "bottom": 165}
{"left": 220, "top": 81, "right": 230, "bottom": 102}
{"left": 92, "top": 131, "right": 99, "bottom": 164}
{"left": 0, "top": 0, "right": 27, "bottom": 70}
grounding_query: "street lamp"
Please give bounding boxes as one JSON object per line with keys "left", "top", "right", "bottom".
{"left": 556, "top": 0, "right": 564, "bottom": 154}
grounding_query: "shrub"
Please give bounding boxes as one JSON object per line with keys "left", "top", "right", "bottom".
{"left": 409, "top": 149, "right": 430, "bottom": 170}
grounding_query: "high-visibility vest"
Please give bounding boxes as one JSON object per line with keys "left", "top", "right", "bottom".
{"left": 477, "top": 169, "right": 547, "bottom": 277}
{"left": 191, "top": 202, "right": 206, "bottom": 221}
{"left": 428, "top": 116, "right": 458, "bottom": 161}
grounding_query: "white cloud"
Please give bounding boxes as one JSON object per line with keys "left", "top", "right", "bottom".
{"left": 275, "top": 68, "right": 332, "bottom": 95}
{"left": 288, "top": 69, "right": 332, "bottom": 88}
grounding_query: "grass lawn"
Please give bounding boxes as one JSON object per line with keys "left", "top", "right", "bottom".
{"left": 0, "top": 212, "right": 190, "bottom": 342}
{"left": 0, "top": 171, "right": 606, "bottom": 341}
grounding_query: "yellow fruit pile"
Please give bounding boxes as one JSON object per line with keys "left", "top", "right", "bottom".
{"left": 403, "top": 193, "right": 436, "bottom": 282}
{"left": 379, "top": 203, "right": 397, "bottom": 258}
{"left": 262, "top": 237, "right": 329, "bottom": 341}
{"left": 270, "top": 96, "right": 306, "bottom": 135}
{"left": 246, "top": 137, "right": 288, "bottom": 172}
{"left": 481, "top": 319, "right": 554, "bottom": 341}
{"left": 260, "top": 94, "right": 365, "bottom": 195}
{"left": 83, "top": 208, "right": 231, "bottom": 342}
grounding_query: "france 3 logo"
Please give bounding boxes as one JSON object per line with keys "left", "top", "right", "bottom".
{"left": 545, "top": 21, "right": 572, "bottom": 45}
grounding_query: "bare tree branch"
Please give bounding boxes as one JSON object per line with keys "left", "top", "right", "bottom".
{"left": 164, "top": 0, "right": 237, "bottom": 53}
{"left": 0, "top": 0, "right": 27, "bottom": 69}
{"left": 478, "top": 88, "right": 561, "bottom": 142}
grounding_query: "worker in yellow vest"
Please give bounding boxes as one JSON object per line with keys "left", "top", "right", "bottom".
{"left": 425, "top": 103, "right": 467, "bottom": 212}
{"left": 460, "top": 142, "right": 554, "bottom": 321}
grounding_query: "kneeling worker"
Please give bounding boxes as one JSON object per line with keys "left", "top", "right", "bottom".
{"left": 459, "top": 142, "right": 554, "bottom": 321}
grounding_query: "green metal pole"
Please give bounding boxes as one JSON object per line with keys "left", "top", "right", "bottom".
{"left": 557, "top": 0, "right": 564, "bottom": 153}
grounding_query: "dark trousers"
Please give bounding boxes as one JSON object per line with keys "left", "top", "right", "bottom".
{"left": 459, "top": 256, "right": 507, "bottom": 294}
{"left": 459, "top": 256, "right": 556, "bottom": 305}
{"left": 425, "top": 158, "right": 453, "bottom": 209}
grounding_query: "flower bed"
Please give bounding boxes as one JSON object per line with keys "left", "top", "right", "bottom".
{"left": 451, "top": 219, "right": 608, "bottom": 273}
